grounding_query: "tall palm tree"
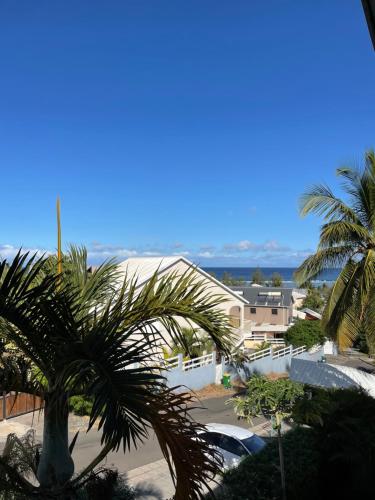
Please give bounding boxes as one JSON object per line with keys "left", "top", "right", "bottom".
{"left": 295, "top": 150, "right": 375, "bottom": 351}
{"left": 0, "top": 248, "right": 233, "bottom": 498}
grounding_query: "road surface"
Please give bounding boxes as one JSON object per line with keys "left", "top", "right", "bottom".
{"left": 71, "top": 395, "right": 264, "bottom": 472}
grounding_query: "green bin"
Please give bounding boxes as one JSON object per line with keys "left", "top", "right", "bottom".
{"left": 222, "top": 373, "right": 232, "bottom": 389}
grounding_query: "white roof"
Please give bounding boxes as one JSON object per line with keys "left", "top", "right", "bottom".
{"left": 302, "top": 308, "right": 322, "bottom": 320}
{"left": 117, "top": 256, "right": 248, "bottom": 303}
{"left": 203, "top": 423, "right": 254, "bottom": 440}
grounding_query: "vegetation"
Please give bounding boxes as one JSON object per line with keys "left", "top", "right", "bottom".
{"left": 271, "top": 272, "right": 283, "bottom": 287}
{"left": 228, "top": 375, "right": 304, "bottom": 500}
{"left": 284, "top": 320, "right": 325, "bottom": 349}
{"left": 302, "top": 287, "right": 324, "bottom": 312}
{"left": 69, "top": 395, "right": 94, "bottom": 417}
{"left": 295, "top": 150, "right": 375, "bottom": 352}
{"left": 220, "top": 426, "right": 319, "bottom": 500}
{"left": 0, "top": 247, "right": 233, "bottom": 498}
{"left": 169, "top": 327, "right": 214, "bottom": 358}
{"left": 221, "top": 272, "right": 245, "bottom": 286}
{"left": 251, "top": 268, "right": 265, "bottom": 285}
{"left": 222, "top": 387, "right": 375, "bottom": 500}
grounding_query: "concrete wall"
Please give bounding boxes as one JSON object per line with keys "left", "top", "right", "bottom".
{"left": 223, "top": 347, "right": 324, "bottom": 382}
{"left": 162, "top": 361, "right": 216, "bottom": 392}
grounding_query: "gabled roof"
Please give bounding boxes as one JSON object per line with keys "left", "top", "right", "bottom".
{"left": 230, "top": 286, "right": 293, "bottom": 307}
{"left": 117, "top": 256, "right": 248, "bottom": 303}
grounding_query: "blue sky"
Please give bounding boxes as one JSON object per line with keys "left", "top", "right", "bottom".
{"left": 0, "top": 1, "right": 374, "bottom": 266}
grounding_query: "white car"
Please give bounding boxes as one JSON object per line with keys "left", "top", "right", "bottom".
{"left": 198, "top": 423, "right": 266, "bottom": 470}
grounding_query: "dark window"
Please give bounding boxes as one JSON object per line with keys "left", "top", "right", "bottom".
{"left": 219, "top": 435, "right": 248, "bottom": 457}
{"left": 250, "top": 307, "right": 256, "bottom": 314}
{"left": 241, "top": 435, "right": 266, "bottom": 455}
{"left": 199, "top": 432, "right": 222, "bottom": 448}
{"left": 271, "top": 309, "right": 278, "bottom": 315}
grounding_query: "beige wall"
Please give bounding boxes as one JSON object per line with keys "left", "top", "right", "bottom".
{"left": 157, "top": 260, "right": 246, "bottom": 328}
{"left": 244, "top": 305, "right": 291, "bottom": 325}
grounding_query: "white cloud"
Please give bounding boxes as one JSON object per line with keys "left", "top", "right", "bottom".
{"left": 198, "top": 251, "right": 214, "bottom": 258}
{"left": 172, "top": 251, "right": 190, "bottom": 256}
{"left": 0, "top": 244, "right": 51, "bottom": 260}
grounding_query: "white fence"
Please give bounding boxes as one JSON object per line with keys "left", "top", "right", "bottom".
{"left": 160, "top": 344, "right": 322, "bottom": 391}
{"left": 244, "top": 333, "right": 285, "bottom": 345}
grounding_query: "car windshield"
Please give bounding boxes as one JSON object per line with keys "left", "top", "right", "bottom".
{"left": 241, "top": 435, "right": 266, "bottom": 454}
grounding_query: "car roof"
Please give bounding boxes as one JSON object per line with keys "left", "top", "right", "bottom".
{"left": 203, "top": 423, "right": 255, "bottom": 440}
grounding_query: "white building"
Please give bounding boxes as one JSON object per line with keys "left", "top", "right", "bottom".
{"left": 116, "top": 256, "right": 248, "bottom": 347}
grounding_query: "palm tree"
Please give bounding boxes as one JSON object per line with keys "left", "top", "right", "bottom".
{"left": 295, "top": 150, "right": 375, "bottom": 352}
{"left": 0, "top": 248, "right": 233, "bottom": 498}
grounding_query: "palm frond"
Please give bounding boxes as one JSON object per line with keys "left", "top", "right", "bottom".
{"left": 299, "top": 184, "right": 360, "bottom": 223}
{"left": 294, "top": 246, "right": 354, "bottom": 286}
{"left": 319, "top": 220, "right": 370, "bottom": 249}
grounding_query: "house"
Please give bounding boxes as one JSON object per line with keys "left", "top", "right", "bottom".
{"left": 231, "top": 286, "right": 295, "bottom": 346}
{"left": 115, "top": 256, "right": 248, "bottom": 348}
{"left": 302, "top": 308, "right": 322, "bottom": 321}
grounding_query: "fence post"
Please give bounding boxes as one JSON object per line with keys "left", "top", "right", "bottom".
{"left": 2, "top": 391, "right": 6, "bottom": 421}
{"left": 177, "top": 353, "right": 183, "bottom": 371}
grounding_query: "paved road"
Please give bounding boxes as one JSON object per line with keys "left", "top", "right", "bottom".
{"left": 71, "top": 395, "right": 264, "bottom": 472}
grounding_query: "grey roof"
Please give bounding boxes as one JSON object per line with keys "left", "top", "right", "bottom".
{"left": 230, "top": 286, "right": 294, "bottom": 307}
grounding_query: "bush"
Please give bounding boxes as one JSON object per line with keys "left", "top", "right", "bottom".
{"left": 221, "top": 387, "right": 375, "bottom": 500}
{"left": 69, "top": 395, "right": 93, "bottom": 416}
{"left": 221, "top": 427, "right": 319, "bottom": 500}
{"left": 284, "top": 320, "right": 325, "bottom": 349}
{"left": 295, "top": 387, "right": 375, "bottom": 500}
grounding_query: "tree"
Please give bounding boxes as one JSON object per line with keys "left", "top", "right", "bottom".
{"left": 169, "top": 327, "right": 214, "bottom": 358}
{"left": 221, "top": 272, "right": 245, "bottom": 286}
{"left": 0, "top": 248, "right": 233, "bottom": 498}
{"left": 251, "top": 268, "right": 264, "bottom": 285}
{"left": 302, "top": 287, "right": 324, "bottom": 312}
{"left": 271, "top": 272, "right": 283, "bottom": 287}
{"left": 295, "top": 151, "right": 375, "bottom": 352}
{"left": 284, "top": 320, "right": 325, "bottom": 349}
{"left": 228, "top": 375, "right": 304, "bottom": 500}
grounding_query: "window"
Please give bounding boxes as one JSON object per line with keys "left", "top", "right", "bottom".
{"left": 199, "top": 432, "right": 222, "bottom": 448}
{"left": 219, "top": 435, "right": 248, "bottom": 457}
{"left": 250, "top": 307, "right": 256, "bottom": 314}
{"left": 271, "top": 309, "right": 278, "bottom": 315}
{"left": 241, "top": 435, "right": 266, "bottom": 455}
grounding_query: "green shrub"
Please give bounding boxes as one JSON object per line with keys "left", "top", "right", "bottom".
{"left": 69, "top": 395, "right": 93, "bottom": 416}
{"left": 220, "top": 427, "right": 319, "bottom": 500}
{"left": 221, "top": 387, "right": 375, "bottom": 500}
{"left": 284, "top": 320, "right": 325, "bottom": 349}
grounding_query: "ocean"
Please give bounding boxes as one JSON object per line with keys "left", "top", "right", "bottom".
{"left": 202, "top": 267, "right": 339, "bottom": 288}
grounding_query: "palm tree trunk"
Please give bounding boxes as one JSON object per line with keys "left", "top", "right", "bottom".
{"left": 277, "top": 426, "right": 287, "bottom": 500}
{"left": 37, "top": 392, "right": 74, "bottom": 490}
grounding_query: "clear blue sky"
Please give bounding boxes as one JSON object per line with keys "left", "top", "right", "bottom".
{"left": 0, "top": 0, "right": 374, "bottom": 266}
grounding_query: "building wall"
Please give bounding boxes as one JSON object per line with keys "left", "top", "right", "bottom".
{"left": 158, "top": 260, "right": 246, "bottom": 327}
{"left": 244, "top": 305, "right": 290, "bottom": 325}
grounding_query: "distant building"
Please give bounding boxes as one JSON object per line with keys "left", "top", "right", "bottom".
{"left": 301, "top": 308, "right": 322, "bottom": 321}
{"left": 231, "top": 286, "right": 295, "bottom": 346}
